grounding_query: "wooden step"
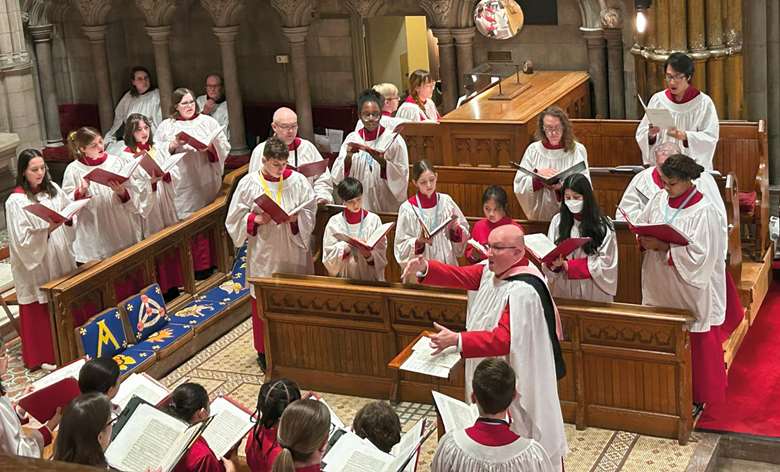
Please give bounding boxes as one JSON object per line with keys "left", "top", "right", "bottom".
{"left": 738, "top": 246, "right": 773, "bottom": 325}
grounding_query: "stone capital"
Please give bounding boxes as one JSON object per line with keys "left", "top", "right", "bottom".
{"left": 271, "top": 0, "right": 317, "bottom": 28}
{"left": 145, "top": 25, "right": 172, "bottom": 43}
{"left": 420, "top": 0, "right": 454, "bottom": 28}
{"left": 200, "top": 0, "right": 245, "bottom": 27}
{"left": 600, "top": 7, "right": 621, "bottom": 29}
{"left": 81, "top": 24, "right": 108, "bottom": 42}
{"left": 74, "top": 0, "right": 112, "bottom": 26}
{"left": 430, "top": 27, "right": 454, "bottom": 45}
{"left": 344, "top": 0, "right": 385, "bottom": 18}
{"left": 281, "top": 25, "right": 310, "bottom": 45}
{"left": 212, "top": 25, "right": 241, "bottom": 44}
{"left": 580, "top": 27, "right": 605, "bottom": 46}
{"left": 602, "top": 27, "right": 623, "bottom": 46}
{"left": 29, "top": 24, "right": 55, "bottom": 43}
{"left": 451, "top": 26, "right": 475, "bottom": 44}
{"left": 135, "top": 0, "right": 179, "bottom": 27}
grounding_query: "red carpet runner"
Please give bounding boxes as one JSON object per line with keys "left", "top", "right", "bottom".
{"left": 697, "top": 281, "right": 780, "bottom": 436}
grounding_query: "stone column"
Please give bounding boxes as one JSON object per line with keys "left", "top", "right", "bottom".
{"left": 431, "top": 28, "right": 457, "bottom": 112}
{"left": 451, "top": 27, "right": 475, "bottom": 97}
{"left": 213, "top": 25, "right": 250, "bottom": 155}
{"left": 145, "top": 25, "right": 174, "bottom": 116}
{"left": 581, "top": 28, "right": 609, "bottom": 118}
{"left": 28, "top": 24, "right": 63, "bottom": 147}
{"left": 744, "top": 0, "right": 768, "bottom": 122}
{"left": 766, "top": 1, "right": 779, "bottom": 182}
{"left": 604, "top": 28, "right": 625, "bottom": 119}
{"left": 81, "top": 25, "right": 113, "bottom": 132}
{"left": 282, "top": 26, "right": 314, "bottom": 142}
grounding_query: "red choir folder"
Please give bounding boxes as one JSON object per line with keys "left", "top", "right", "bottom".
{"left": 175, "top": 125, "right": 226, "bottom": 152}
{"left": 17, "top": 357, "right": 87, "bottom": 422}
{"left": 618, "top": 208, "right": 691, "bottom": 246}
{"left": 83, "top": 159, "right": 141, "bottom": 187}
{"left": 290, "top": 159, "right": 330, "bottom": 179}
{"left": 135, "top": 151, "right": 184, "bottom": 179}
{"left": 333, "top": 222, "right": 395, "bottom": 252}
{"left": 254, "top": 194, "right": 315, "bottom": 224}
{"left": 523, "top": 233, "right": 592, "bottom": 264}
{"left": 24, "top": 198, "right": 91, "bottom": 224}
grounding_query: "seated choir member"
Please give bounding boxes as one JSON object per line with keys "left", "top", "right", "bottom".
{"left": 0, "top": 351, "right": 60, "bottom": 457}
{"left": 513, "top": 106, "right": 590, "bottom": 221}
{"left": 395, "top": 160, "right": 469, "bottom": 267}
{"left": 351, "top": 401, "right": 401, "bottom": 454}
{"left": 226, "top": 136, "right": 316, "bottom": 371}
{"left": 466, "top": 185, "right": 516, "bottom": 264}
{"left": 431, "top": 358, "right": 555, "bottom": 472}
{"left": 395, "top": 69, "right": 441, "bottom": 122}
{"left": 53, "top": 392, "right": 114, "bottom": 468}
{"left": 104, "top": 66, "right": 162, "bottom": 151}
{"left": 196, "top": 73, "right": 230, "bottom": 139}
{"left": 78, "top": 357, "right": 121, "bottom": 409}
{"left": 245, "top": 378, "right": 306, "bottom": 472}
{"left": 637, "top": 154, "right": 726, "bottom": 413}
{"left": 249, "top": 107, "right": 333, "bottom": 205}
{"left": 332, "top": 89, "right": 409, "bottom": 213}
{"left": 5, "top": 149, "right": 77, "bottom": 369}
{"left": 636, "top": 52, "right": 719, "bottom": 170}
{"left": 322, "top": 177, "right": 388, "bottom": 281}
{"left": 166, "top": 383, "right": 237, "bottom": 472}
{"left": 368, "top": 83, "right": 407, "bottom": 130}
{"left": 272, "top": 399, "right": 330, "bottom": 472}
{"left": 543, "top": 174, "right": 618, "bottom": 303}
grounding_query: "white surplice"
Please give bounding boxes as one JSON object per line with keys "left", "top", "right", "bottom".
{"left": 62, "top": 155, "right": 143, "bottom": 263}
{"left": 396, "top": 99, "right": 439, "bottom": 122}
{"left": 332, "top": 128, "right": 409, "bottom": 213}
{"left": 637, "top": 190, "right": 725, "bottom": 332}
{"left": 636, "top": 90, "right": 720, "bottom": 170}
{"left": 249, "top": 138, "right": 334, "bottom": 204}
{"left": 104, "top": 89, "right": 163, "bottom": 145}
{"left": 5, "top": 184, "right": 77, "bottom": 304}
{"left": 225, "top": 170, "right": 316, "bottom": 296}
{"left": 120, "top": 146, "right": 180, "bottom": 237}
{"left": 0, "top": 396, "right": 45, "bottom": 458}
{"left": 322, "top": 210, "right": 387, "bottom": 281}
{"left": 432, "top": 430, "right": 555, "bottom": 472}
{"left": 543, "top": 214, "right": 618, "bottom": 303}
{"left": 513, "top": 141, "right": 590, "bottom": 221}
{"left": 154, "top": 114, "right": 231, "bottom": 220}
{"left": 394, "top": 193, "right": 469, "bottom": 267}
{"left": 196, "top": 95, "right": 230, "bottom": 140}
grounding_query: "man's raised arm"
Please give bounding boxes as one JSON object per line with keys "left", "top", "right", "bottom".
{"left": 402, "top": 255, "right": 484, "bottom": 291}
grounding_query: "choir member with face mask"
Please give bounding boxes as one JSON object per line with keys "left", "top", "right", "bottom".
{"left": 513, "top": 106, "right": 591, "bottom": 221}
{"left": 466, "top": 185, "right": 517, "bottom": 264}
{"left": 105, "top": 66, "right": 162, "bottom": 151}
{"left": 395, "top": 70, "right": 440, "bottom": 122}
{"left": 543, "top": 174, "right": 618, "bottom": 303}
{"left": 196, "top": 73, "right": 230, "bottom": 139}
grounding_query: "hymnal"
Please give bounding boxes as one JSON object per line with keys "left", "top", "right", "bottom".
{"left": 618, "top": 208, "right": 691, "bottom": 246}
{"left": 333, "top": 222, "right": 395, "bottom": 252}
{"left": 201, "top": 396, "right": 254, "bottom": 459}
{"left": 114, "top": 372, "right": 171, "bottom": 412}
{"left": 17, "top": 358, "right": 86, "bottom": 422}
{"left": 523, "top": 234, "right": 592, "bottom": 264}
{"left": 254, "top": 195, "right": 315, "bottom": 224}
{"left": 413, "top": 212, "right": 458, "bottom": 240}
{"left": 511, "top": 160, "right": 587, "bottom": 186}
{"left": 135, "top": 151, "right": 185, "bottom": 179}
{"left": 431, "top": 391, "right": 479, "bottom": 434}
{"left": 24, "top": 198, "right": 91, "bottom": 225}
{"left": 638, "top": 94, "right": 676, "bottom": 129}
{"left": 176, "top": 125, "right": 227, "bottom": 152}
{"left": 83, "top": 159, "right": 142, "bottom": 187}
{"left": 290, "top": 159, "right": 330, "bottom": 179}
{"left": 399, "top": 336, "right": 461, "bottom": 379}
{"left": 466, "top": 239, "right": 488, "bottom": 258}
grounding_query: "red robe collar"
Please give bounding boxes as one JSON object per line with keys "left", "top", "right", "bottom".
{"left": 125, "top": 142, "right": 152, "bottom": 155}
{"left": 382, "top": 111, "right": 393, "bottom": 117}
{"left": 408, "top": 192, "right": 437, "bottom": 209}
{"left": 541, "top": 139, "right": 564, "bottom": 150}
{"left": 358, "top": 125, "right": 384, "bottom": 142}
{"left": 79, "top": 152, "right": 108, "bottom": 166}
{"left": 485, "top": 216, "right": 513, "bottom": 229}
{"left": 465, "top": 419, "right": 520, "bottom": 447}
{"left": 261, "top": 167, "right": 293, "bottom": 182}
{"left": 665, "top": 86, "right": 701, "bottom": 104}
{"left": 668, "top": 184, "right": 703, "bottom": 208}
{"left": 288, "top": 137, "right": 302, "bottom": 151}
{"left": 344, "top": 208, "right": 368, "bottom": 224}
{"left": 176, "top": 112, "right": 200, "bottom": 121}
{"left": 12, "top": 185, "right": 44, "bottom": 195}
{"left": 295, "top": 466, "right": 321, "bottom": 472}
{"left": 651, "top": 167, "right": 664, "bottom": 189}
{"left": 12, "top": 186, "right": 25, "bottom": 194}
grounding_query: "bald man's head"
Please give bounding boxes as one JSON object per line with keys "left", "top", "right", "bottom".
{"left": 487, "top": 224, "right": 526, "bottom": 276}
{"left": 272, "top": 107, "right": 299, "bottom": 145}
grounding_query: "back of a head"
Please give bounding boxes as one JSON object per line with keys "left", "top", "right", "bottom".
{"left": 78, "top": 357, "right": 120, "bottom": 395}
{"left": 473, "top": 358, "right": 516, "bottom": 415}
{"left": 661, "top": 154, "right": 704, "bottom": 181}
{"left": 373, "top": 83, "right": 399, "bottom": 100}
{"left": 54, "top": 392, "right": 111, "bottom": 467}
{"left": 256, "top": 378, "right": 302, "bottom": 429}
{"left": 272, "top": 399, "right": 331, "bottom": 472}
{"left": 264, "top": 135, "right": 289, "bottom": 160}
{"left": 352, "top": 401, "right": 401, "bottom": 453}
{"left": 411, "top": 159, "right": 435, "bottom": 181}
{"left": 337, "top": 177, "right": 363, "bottom": 202}
{"left": 166, "top": 382, "right": 209, "bottom": 423}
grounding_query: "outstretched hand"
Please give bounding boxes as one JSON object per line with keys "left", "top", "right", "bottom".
{"left": 401, "top": 255, "right": 428, "bottom": 282}
{"left": 429, "top": 322, "right": 459, "bottom": 355}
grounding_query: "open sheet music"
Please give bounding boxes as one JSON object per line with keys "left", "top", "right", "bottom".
{"left": 618, "top": 208, "right": 691, "bottom": 246}
{"left": 254, "top": 195, "right": 315, "bottom": 224}
{"left": 399, "top": 336, "right": 460, "bottom": 379}
{"left": 512, "top": 160, "right": 587, "bottom": 186}
{"left": 414, "top": 212, "right": 457, "bottom": 240}
{"left": 638, "top": 94, "right": 676, "bottom": 129}
{"left": 201, "top": 396, "right": 254, "bottom": 459}
{"left": 333, "top": 222, "right": 395, "bottom": 252}
{"left": 24, "top": 198, "right": 91, "bottom": 225}
{"left": 136, "top": 151, "right": 185, "bottom": 179}
{"left": 114, "top": 372, "right": 171, "bottom": 412}
{"left": 84, "top": 159, "right": 142, "bottom": 187}
{"left": 176, "top": 125, "right": 227, "bottom": 152}
{"left": 523, "top": 233, "right": 591, "bottom": 264}
{"left": 18, "top": 358, "right": 86, "bottom": 422}
{"left": 431, "top": 391, "right": 479, "bottom": 434}
{"left": 290, "top": 159, "right": 330, "bottom": 179}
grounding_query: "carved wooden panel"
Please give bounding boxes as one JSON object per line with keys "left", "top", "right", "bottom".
{"left": 580, "top": 317, "right": 679, "bottom": 353}
{"left": 265, "top": 290, "right": 384, "bottom": 323}
{"left": 391, "top": 298, "right": 466, "bottom": 327}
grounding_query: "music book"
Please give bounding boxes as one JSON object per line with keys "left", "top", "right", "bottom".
{"left": 114, "top": 372, "right": 171, "bottom": 412}
{"left": 638, "top": 94, "right": 676, "bottom": 129}
{"left": 523, "top": 234, "right": 592, "bottom": 264}
{"left": 290, "top": 159, "right": 330, "bottom": 179}
{"left": 346, "top": 132, "right": 401, "bottom": 158}
{"left": 17, "top": 358, "right": 86, "bottom": 422}
{"left": 135, "top": 151, "right": 185, "bottom": 179}
{"left": 333, "top": 222, "right": 395, "bottom": 252}
{"left": 105, "top": 402, "right": 213, "bottom": 472}
{"left": 176, "top": 125, "right": 227, "bottom": 152}
{"left": 201, "top": 396, "right": 254, "bottom": 459}
{"left": 254, "top": 195, "right": 315, "bottom": 224}
{"left": 431, "top": 391, "right": 479, "bottom": 434}
{"left": 609, "top": 165, "right": 647, "bottom": 174}
{"left": 83, "top": 159, "right": 142, "bottom": 187}
{"left": 512, "top": 160, "right": 587, "bottom": 186}
{"left": 399, "top": 336, "right": 461, "bottom": 379}
{"left": 466, "top": 239, "right": 488, "bottom": 258}
{"left": 618, "top": 208, "right": 691, "bottom": 246}
{"left": 24, "top": 198, "right": 91, "bottom": 225}
{"left": 414, "top": 212, "right": 458, "bottom": 241}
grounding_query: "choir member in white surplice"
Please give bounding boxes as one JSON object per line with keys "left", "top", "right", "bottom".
{"left": 466, "top": 186, "right": 519, "bottom": 264}
{"left": 513, "top": 106, "right": 590, "bottom": 221}
{"left": 5, "top": 150, "right": 77, "bottom": 369}
{"left": 395, "top": 69, "right": 440, "bottom": 122}
{"left": 543, "top": 174, "right": 618, "bottom": 303}
{"left": 249, "top": 107, "right": 333, "bottom": 204}
{"left": 62, "top": 127, "right": 142, "bottom": 263}
{"left": 403, "top": 225, "right": 568, "bottom": 470}
{"left": 322, "top": 177, "right": 388, "bottom": 281}
{"left": 637, "top": 155, "right": 727, "bottom": 410}
{"left": 196, "top": 73, "right": 230, "bottom": 140}
{"left": 355, "top": 83, "right": 409, "bottom": 132}
{"left": 432, "top": 359, "right": 555, "bottom": 472}
{"left": 395, "top": 160, "right": 469, "bottom": 268}
{"left": 636, "top": 52, "right": 719, "bottom": 170}
{"left": 104, "top": 66, "right": 162, "bottom": 153}
{"left": 226, "top": 136, "right": 316, "bottom": 371}
{"left": 332, "top": 89, "right": 409, "bottom": 213}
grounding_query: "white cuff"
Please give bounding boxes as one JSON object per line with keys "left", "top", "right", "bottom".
{"left": 457, "top": 333, "right": 463, "bottom": 353}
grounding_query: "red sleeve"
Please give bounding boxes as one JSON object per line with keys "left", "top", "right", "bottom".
{"left": 421, "top": 259, "right": 484, "bottom": 291}
{"left": 682, "top": 139, "right": 689, "bottom": 148}
{"left": 566, "top": 257, "right": 591, "bottom": 279}
{"left": 344, "top": 157, "right": 352, "bottom": 177}
{"left": 38, "top": 425, "right": 53, "bottom": 446}
{"left": 73, "top": 188, "right": 88, "bottom": 200}
{"left": 532, "top": 178, "right": 544, "bottom": 191}
{"left": 465, "top": 245, "right": 484, "bottom": 264}
{"left": 414, "top": 240, "right": 426, "bottom": 255}
{"left": 247, "top": 213, "right": 258, "bottom": 237}
{"left": 448, "top": 225, "right": 463, "bottom": 242}
{"left": 151, "top": 181, "right": 158, "bottom": 192}
{"left": 461, "top": 304, "right": 511, "bottom": 358}
{"left": 290, "top": 221, "right": 299, "bottom": 235}
{"left": 117, "top": 189, "right": 131, "bottom": 203}
{"left": 207, "top": 148, "right": 219, "bottom": 163}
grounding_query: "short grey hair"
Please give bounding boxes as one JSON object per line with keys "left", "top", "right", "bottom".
{"left": 654, "top": 141, "right": 682, "bottom": 157}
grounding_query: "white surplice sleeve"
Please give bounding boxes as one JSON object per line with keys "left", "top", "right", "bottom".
{"left": 153, "top": 118, "right": 177, "bottom": 154}
{"left": 5, "top": 195, "right": 49, "bottom": 272}
{"left": 287, "top": 179, "right": 316, "bottom": 250}
{"left": 211, "top": 124, "right": 231, "bottom": 166}
{"left": 636, "top": 93, "right": 663, "bottom": 166}
{"left": 393, "top": 202, "right": 421, "bottom": 266}
{"left": 382, "top": 135, "right": 410, "bottom": 204}
{"left": 322, "top": 216, "right": 351, "bottom": 276}
{"left": 105, "top": 91, "right": 132, "bottom": 142}
{"left": 588, "top": 224, "right": 619, "bottom": 296}
{"left": 668, "top": 208, "right": 718, "bottom": 292}
{"left": 330, "top": 136, "right": 355, "bottom": 185}
{"left": 225, "top": 175, "right": 254, "bottom": 248}
{"left": 442, "top": 194, "right": 469, "bottom": 257}
{"left": 615, "top": 172, "right": 646, "bottom": 221}
{"left": 683, "top": 96, "right": 719, "bottom": 170}
{"left": 303, "top": 141, "right": 334, "bottom": 204}
{"left": 365, "top": 213, "right": 388, "bottom": 280}
{"left": 513, "top": 144, "right": 539, "bottom": 215}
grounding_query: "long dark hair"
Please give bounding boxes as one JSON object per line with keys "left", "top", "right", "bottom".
{"left": 556, "top": 173, "right": 612, "bottom": 255}
{"left": 78, "top": 357, "right": 120, "bottom": 395}
{"left": 15, "top": 148, "right": 57, "bottom": 199}
{"left": 252, "top": 378, "right": 302, "bottom": 445}
{"left": 165, "top": 382, "right": 209, "bottom": 424}
{"left": 482, "top": 185, "right": 510, "bottom": 217}
{"left": 53, "top": 393, "right": 111, "bottom": 467}
{"left": 128, "top": 66, "right": 156, "bottom": 97}
{"left": 123, "top": 113, "right": 155, "bottom": 150}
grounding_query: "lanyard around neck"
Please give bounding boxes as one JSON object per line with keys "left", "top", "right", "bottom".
{"left": 259, "top": 172, "right": 284, "bottom": 203}
{"left": 664, "top": 188, "right": 696, "bottom": 224}
{"left": 414, "top": 193, "right": 440, "bottom": 231}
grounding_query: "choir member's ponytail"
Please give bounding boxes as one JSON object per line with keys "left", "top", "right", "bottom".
{"left": 67, "top": 127, "right": 101, "bottom": 162}
{"left": 123, "top": 113, "right": 155, "bottom": 150}
{"left": 271, "top": 400, "right": 330, "bottom": 472}
{"left": 535, "top": 106, "right": 577, "bottom": 153}
{"left": 411, "top": 159, "right": 436, "bottom": 182}
{"left": 557, "top": 173, "right": 612, "bottom": 255}
{"left": 408, "top": 69, "right": 433, "bottom": 112}
{"left": 252, "top": 378, "right": 302, "bottom": 445}
{"left": 165, "top": 382, "right": 209, "bottom": 424}
{"left": 660, "top": 154, "right": 704, "bottom": 181}
{"left": 15, "top": 148, "right": 57, "bottom": 199}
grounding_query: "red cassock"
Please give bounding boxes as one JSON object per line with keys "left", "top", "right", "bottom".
{"left": 18, "top": 302, "right": 56, "bottom": 368}
{"left": 245, "top": 425, "right": 281, "bottom": 472}
{"left": 172, "top": 436, "right": 225, "bottom": 472}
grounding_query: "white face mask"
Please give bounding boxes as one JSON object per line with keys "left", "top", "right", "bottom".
{"left": 565, "top": 199, "right": 584, "bottom": 214}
